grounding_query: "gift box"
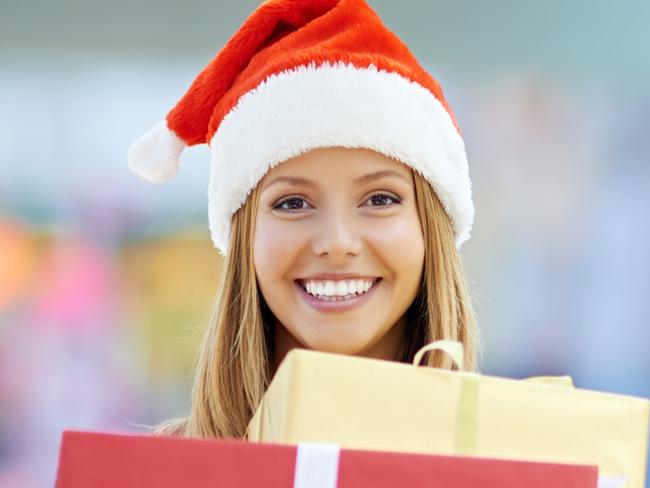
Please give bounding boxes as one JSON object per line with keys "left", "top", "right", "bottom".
{"left": 55, "top": 429, "right": 598, "bottom": 487}
{"left": 246, "top": 342, "right": 649, "bottom": 488}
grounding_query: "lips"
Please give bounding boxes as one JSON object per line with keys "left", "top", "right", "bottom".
{"left": 296, "top": 273, "right": 381, "bottom": 281}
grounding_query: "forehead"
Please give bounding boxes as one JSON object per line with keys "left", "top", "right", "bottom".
{"left": 260, "top": 147, "right": 412, "bottom": 186}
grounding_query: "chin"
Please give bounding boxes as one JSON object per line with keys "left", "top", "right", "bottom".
{"left": 301, "top": 333, "right": 375, "bottom": 357}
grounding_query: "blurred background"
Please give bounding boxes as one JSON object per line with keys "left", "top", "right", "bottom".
{"left": 1, "top": 0, "right": 649, "bottom": 485}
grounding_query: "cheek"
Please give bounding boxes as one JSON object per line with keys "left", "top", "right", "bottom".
{"left": 366, "top": 214, "right": 425, "bottom": 275}
{"left": 253, "top": 217, "right": 307, "bottom": 286}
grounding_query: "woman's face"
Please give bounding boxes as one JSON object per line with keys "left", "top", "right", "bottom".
{"left": 254, "top": 147, "right": 425, "bottom": 362}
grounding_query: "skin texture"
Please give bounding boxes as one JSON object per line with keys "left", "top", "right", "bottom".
{"left": 253, "top": 147, "right": 425, "bottom": 370}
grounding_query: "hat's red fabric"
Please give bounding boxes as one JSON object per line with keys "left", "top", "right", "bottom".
{"left": 167, "top": 0, "right": 460, "bottom": 147}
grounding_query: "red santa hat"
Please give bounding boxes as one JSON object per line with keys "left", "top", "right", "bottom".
{"left": 127, "top": 0, "right": 473, "bottom": 255}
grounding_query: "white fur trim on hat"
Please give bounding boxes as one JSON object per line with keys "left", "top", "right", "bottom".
{"left": 208, "top": 61, "right": 473, "bottom": 255}
{"left": 127, "top": 121, "right": 186, "bottom": 184}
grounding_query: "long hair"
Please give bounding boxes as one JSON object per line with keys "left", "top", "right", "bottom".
{"left": 152, "top": 169, "right": 481, "bottom": 438}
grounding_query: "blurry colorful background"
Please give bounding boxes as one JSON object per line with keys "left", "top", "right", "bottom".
{"left": 1, "top": 0, "right": 649, "bottom": 486}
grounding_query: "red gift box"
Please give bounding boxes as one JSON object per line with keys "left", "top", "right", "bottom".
{"left": 55, "top": 430, "right": 598, "bottom": 487}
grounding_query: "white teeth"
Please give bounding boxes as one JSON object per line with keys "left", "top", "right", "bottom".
{"left": 348, "top": 281, "right": 357, "bottom": 294}
{"left": 324, "top": 281, "right": 336, "bottom": 296}
{"left": 335, "top": 281, "right": 348, "bottom": 295}
{"left": 301, "top": 278, "right": 377, "bottom": 298}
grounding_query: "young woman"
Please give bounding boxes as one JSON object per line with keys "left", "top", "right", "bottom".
{"left": 128, "top": 0, "right": 482, "bottom": 439}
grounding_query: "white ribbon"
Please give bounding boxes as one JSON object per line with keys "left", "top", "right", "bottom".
{"left": 293, "top": 443, "right": 341, "bottom": 488}
{"left": 598, "top": 475, "right": 628, "bottom": 488}
{"left": 292, "top": 442, "right": 627, "bottom": 488}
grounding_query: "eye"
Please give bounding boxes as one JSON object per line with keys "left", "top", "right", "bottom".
{"left": 364, "top": 192, "right": 401, "bottom": 208}
{"left": 273, "top": 197, "right": 314, "bottom": 212}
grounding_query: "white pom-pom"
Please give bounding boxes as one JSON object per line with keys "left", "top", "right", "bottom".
{"left": 127, "top": 121, "right": 186, "bottom": 183}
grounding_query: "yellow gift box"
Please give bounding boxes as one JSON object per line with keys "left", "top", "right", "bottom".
{"left": 247, "top": 341, "right": 649, "bottom": 488}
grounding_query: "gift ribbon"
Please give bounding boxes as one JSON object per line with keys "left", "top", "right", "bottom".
{"left": 293, "top": 443, "right": 340, "bottom": 488}
{"left": 413, "top": 340, "right": 479, "bottom": 456}
{"left": 291, "top": 443, "right": 628, "bottom": 488}
{"left": 413, "top": 341, "right": 580, "bottom": 457}
{"left": 412, "top": 340, "right": 465, "bottom": 370}
{"left": 598, "top": 476, "right": 628, "bottom": 488}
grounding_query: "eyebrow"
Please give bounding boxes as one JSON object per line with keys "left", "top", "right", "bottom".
{"left": 263, "top": 169, "right": 410, "bottom": 191}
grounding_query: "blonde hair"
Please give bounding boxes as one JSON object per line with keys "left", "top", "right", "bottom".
{"left": 152, "top": 168, "right": 481, "bottom": 438}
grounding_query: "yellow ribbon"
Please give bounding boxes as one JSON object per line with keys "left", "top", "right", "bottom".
{"left": 413, "top": 340, "right": 577, "bottom": 455}
{"left": 523, "top": 375, "right": 574, "bottom": 388}
{"left": 412, "top": 340, "right": 465, "bottom": 370}
{"left": 412, "top": 340, "right": 479, "bottom": 455}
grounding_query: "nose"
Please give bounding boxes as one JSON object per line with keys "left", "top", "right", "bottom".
{"left": 311, "top": 205, "right": 363, "bottom": 260}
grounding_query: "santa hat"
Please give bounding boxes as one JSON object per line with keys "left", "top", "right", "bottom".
{"left": 128, "top": 0, "right": 473, "bottom": 255}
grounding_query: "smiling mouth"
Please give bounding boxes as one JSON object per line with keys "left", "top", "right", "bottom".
{"left": 296, "top": 278, "right": 382, "bottom": 301}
